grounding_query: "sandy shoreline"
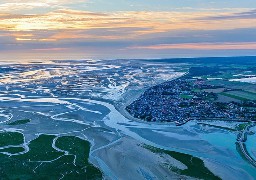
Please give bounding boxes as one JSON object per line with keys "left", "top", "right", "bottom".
{"left": 91, "top": 136, "right": 191, "bottom": 180}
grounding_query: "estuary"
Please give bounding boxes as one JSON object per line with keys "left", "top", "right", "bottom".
{"left": 0, "top": 57, "right": 255, "bottom": 179}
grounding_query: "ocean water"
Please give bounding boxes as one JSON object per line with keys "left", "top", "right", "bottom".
{"left": 0, "top": 59, "right": 255, "bottom": 179}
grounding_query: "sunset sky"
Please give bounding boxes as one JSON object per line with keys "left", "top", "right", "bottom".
{"left": 1, "top": 0, "right": 256, "bottom": 60}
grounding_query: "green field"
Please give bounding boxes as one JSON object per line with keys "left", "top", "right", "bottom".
{"left": 208, "top": 80, "right": 256, "bottom": 93}
{"left": 217, "top": 94, "right": 241, "bottom": 103}
{"left": 221, "top": 91, "right": 256, "bottom": 101}
{"left": 180, "top": 94, "right": 193, "bottom": 99}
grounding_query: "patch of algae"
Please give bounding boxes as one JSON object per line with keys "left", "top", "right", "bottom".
{"left": 8, "top": 119, "right": 31, "bottom": 126}
{"left": 0, "top": 132, "right": 102, "bottom": 180}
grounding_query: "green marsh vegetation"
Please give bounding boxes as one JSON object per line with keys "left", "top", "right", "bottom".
{"left": 0, "top": 131, "right": 102, "bottom": 179}
{"left": 143, "top": 145, "right": 221, "bottom": 180}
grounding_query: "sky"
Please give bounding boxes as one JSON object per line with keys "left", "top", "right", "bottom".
{"left": 1, "top": 0, "right": 256, "bottom": 60}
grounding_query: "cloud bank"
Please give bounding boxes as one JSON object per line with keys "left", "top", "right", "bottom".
{"left": 0, "top": 0, "right": 256, "bottom": 59}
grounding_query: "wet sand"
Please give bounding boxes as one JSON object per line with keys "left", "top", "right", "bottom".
{"left": 91, "top": 136, "right": 191, "bottom": 180}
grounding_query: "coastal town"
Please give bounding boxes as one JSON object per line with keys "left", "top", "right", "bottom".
{"left": 126, "top": 76, "right": 256, "bottom": 125}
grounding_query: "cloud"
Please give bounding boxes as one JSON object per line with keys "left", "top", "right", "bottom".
{"left": 130, "top": 42, "right": 256, "bottom": 50}
{"left": 1, "top": 7, "right": 256, "bottom": 58}
{"left": 32, "top": 47, "right": 69, "bottom": 51}
{"left": 1, "top": 9, "right": 256, "bottom": 34}
{"left": 0, "top": 0, "right": 85, "bottom": 12}
{"left": 200, "top": 9, "right": 256, "bottom": 20}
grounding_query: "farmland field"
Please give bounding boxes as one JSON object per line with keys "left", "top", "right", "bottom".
{"left": 207, "top": 80, "right": 256, "bottom": 93}
{"left": 221, "top": 91, "right": 256, "bottom": 101}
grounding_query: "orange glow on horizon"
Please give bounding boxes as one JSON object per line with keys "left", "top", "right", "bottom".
{"left": 0, "top": 9, "right": 256, "bottom": 42}
{"left": 131, "top": 42, "right": 256, "bottom": 50}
